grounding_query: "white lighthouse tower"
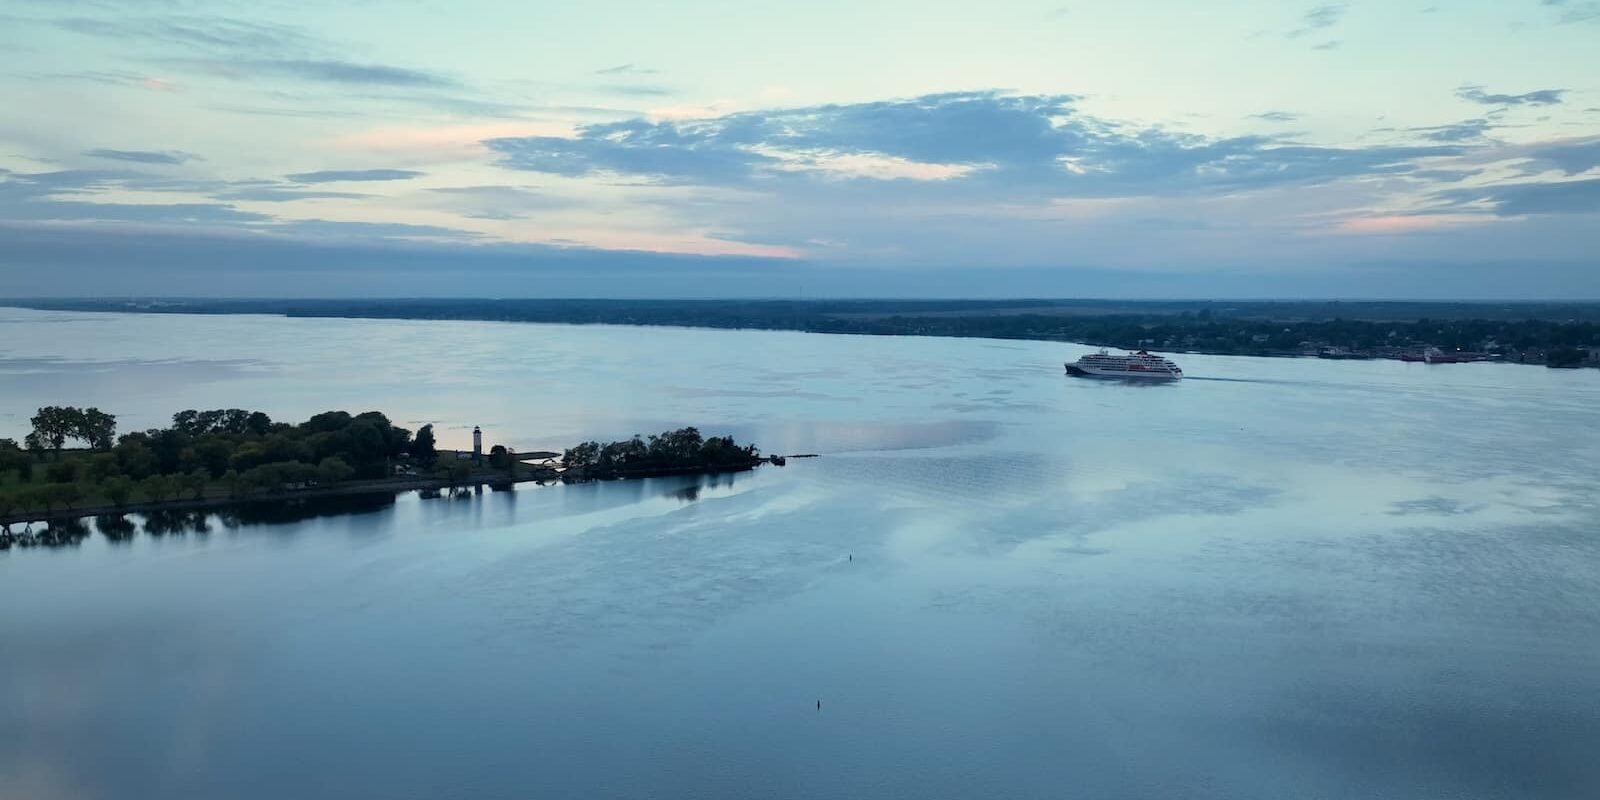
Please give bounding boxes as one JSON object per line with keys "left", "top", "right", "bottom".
{"left": 472, "top": 426, "right": 483, "bottom": 465}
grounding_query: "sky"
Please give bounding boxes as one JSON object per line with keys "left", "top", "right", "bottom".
{"left": 0, "top": 0, "right": 1597, "bottom": 298}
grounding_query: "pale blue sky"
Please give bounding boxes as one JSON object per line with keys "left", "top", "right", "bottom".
{"left": 0, "top": 0, "right": 1596, "bottom": 297}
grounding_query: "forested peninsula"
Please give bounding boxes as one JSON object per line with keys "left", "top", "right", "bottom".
{"left": 1, "top": 406, "right": 768, "bottom": 542}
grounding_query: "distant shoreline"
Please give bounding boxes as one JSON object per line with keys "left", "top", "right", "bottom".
{"left": 4, "top": 299, "right": 1596, "bottom": 369}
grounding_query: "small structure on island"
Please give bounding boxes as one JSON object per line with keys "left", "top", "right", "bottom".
{"left": 472, "top": 426, "right": 483, "bottom": 465}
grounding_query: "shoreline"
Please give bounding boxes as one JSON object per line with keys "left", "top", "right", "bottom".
{"left": 0, "top": 472, "right": 551, "bottom": 528}
{"left": 3, "top": 302, "right": 1595, "bottom": 370}
{"left": 0, "top": 457, "right": 780, "bottom": 529}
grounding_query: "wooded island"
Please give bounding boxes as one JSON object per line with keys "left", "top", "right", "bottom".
{"left": 0, "top": 406, "right": 768, "bottom": 542}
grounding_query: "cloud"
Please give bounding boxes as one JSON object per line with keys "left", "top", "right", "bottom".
{"left": 268, "top": 219, "right": 480, "bottom": 240}
{"left": 0, "top": 168, "right": 224, "bottom": 197}
{"left": 1408, "top": 168, "right": 1483, "bottom": 183}
{"left": 1540, "top": 0, "right": 1600, "bottom": 24}
{"left": 595, "top": 64, "right": 658, "bottom": 75}
{"left": 486, "top": 91, "right": 1462, "bottom": 196}
{"left": 82, "top": 148, "right": 200, "bottom": 165}
{"left": 52, "top": 15, "right": 319, "bottom": 53}
{"left": 8, "top": 201, "right": 270, "bottom": 224}
{"left": 214, "top": 187, "right": 368, "bottom": 202}
{"left": 181, "top": 58, "right": 458, "bottom": 87}
{"left": 1438, "top": 177, "right": 1600, "bottom": 216}
{"left": 0, "top": 173, "right": 264, "bottom": 224}
{"left": 597, "top": 83, "right": 673, "bottom": 97}
{"left": 285, "top": 169, "right": 424, "bottom": 183}
{"left": 1287, "top": 3, "right": 1347, "bottom": 38}
{"left": 1456, "top": 84, "right": 1565, "bottom": 106}
{"left": 29, "top": 70, "right": 178, "bottom": 91}
{"left": 1521, "top": 137, "right": 1600, "bottom": 175}
{"left": 1249, "top": 111, "right": 1301, "bottom": 122}
{"left": 1311, "top": 40, "right": 1341, "bottom": 50}
{"left": 1413, "top": 118, "right": 1494, "bottom": 142}
{"left": 47, "top": 13, "right": 459, "bottom": 89}
{"left": 426, "top": 185, "right": 579, "bottom": 220}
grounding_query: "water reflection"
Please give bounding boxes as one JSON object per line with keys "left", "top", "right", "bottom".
{"left": 3, "top": 516, "right": 94, "bottom": 549}
{"left": 215, "top": 493, "right": 398, "bottom": 527}
{"left": 1, "top": 477, "right": 748, "bottom": 553}
{"left": 95, "top": 513, "right": 138, "bottom": 542}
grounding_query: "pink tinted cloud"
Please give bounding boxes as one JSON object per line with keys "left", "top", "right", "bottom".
{"left": 329, "top": 122, "right": 573, "bottom": 160}
{"left": 1334, "top": 214, "right": 1481, "bottom": 235}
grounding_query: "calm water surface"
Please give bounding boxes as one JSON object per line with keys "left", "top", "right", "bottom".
{"left": 2, "top": 308, "right": 1599, "bottom": 799}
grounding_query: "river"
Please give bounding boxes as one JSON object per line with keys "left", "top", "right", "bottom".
{"left": 2, "top": 307, "right": 1598, "bottom": 799}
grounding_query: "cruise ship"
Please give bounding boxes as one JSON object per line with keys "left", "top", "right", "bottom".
{"left": 1065, "top": 349, "right": 1183, "bottom": 380}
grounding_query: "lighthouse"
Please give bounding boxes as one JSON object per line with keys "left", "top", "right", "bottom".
{"left": 472, "top": 426, "right": 483, "bottom": 465}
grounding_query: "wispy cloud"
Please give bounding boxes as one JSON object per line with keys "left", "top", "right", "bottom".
{"left": 1412, "top": 118, "right": 1495, "bottom": 142}
{"left": 594, "top": 64, "right": 658, "bottom": 76}
{"left": 51, "top": 15, "right": 320, "bottom": 53}
{"left": 426, "top": 185, "right": 580, "bottom": 219}
{"left": 269, "top": 219, "right": 480, "bottom": 240}
{"left": 597, "top": 83, "right": 673, "bottom": 97}
{"left": 1438, "top": 177, "right": 1600, "bottom": 216}
{"left": 1456, "top": 84, "right": 1566, "bottom": 106}
{"left": 1287, "top": 3, "right": 1347, "bottom": 38}
{"left": 82, "top": 148, "right": 200, "bottom": 165}
{"left": 1519, "top": 136, "right": 1600, "bottom": 175}
{"left": 285, "top": 169, "right": 424, "bottom": 183}
{"left": 174, "top": 57, "right": 458, "bottom": 87}
{"left": 45, "top": 13, "right": 462, "bottom": 91}
{"left": 1249, "top": 111, "right": 1300, "bottom": 122}
{"left": 1540, "top": 0, "right": 1600, "bottom": 24}
{"left": 215, "top": 187, "right": 368, "bottom": 202}
{"left": 0, "top": 170, "right": 262, "bottom": 223}
{"left": 29, "top": 70, "right": 177, "bottom": 91}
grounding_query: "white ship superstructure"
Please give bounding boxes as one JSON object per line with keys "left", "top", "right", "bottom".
{"left": 1065, "top": 349, "right": 1183, "bottom": 380}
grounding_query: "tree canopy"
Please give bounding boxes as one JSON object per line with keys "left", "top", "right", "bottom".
{"left": 3, "top": 407, "right": 419, "bottom": 520}
{"left": 563, "top": 427, "right": 759, "bottom": 476}
{"left": 29, "top": 406, "right": 117, "bottom": 454}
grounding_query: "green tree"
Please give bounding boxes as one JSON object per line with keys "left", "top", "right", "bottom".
{"left": 317, "top": 457, "right": 355, "bottom": 485}
{"left": 11, "top": 486, "right": 43, "bottom": 517}
{"left": 114, "top": 440, "right": 161, "bottom": 479}
{"left": 183, "top": 468, "right": 210, "bottom": 500}
{"left": 245, "top": 411, "right": 274, "bottom": 435}
{"left": 410, "top": 424, "right": 438, "bottom": 468}
{"left": 488, "top": 444, "right": 512, "bottom": 471}
{"left": 0, "top": 438, "right": 28, "bottom": 479}
{"left": 221, "top": 469, "right": 248, "bottom": 498}
{"left": 85, "top": 452, "right": 122, "bottom": 483}
{"left": 47, "top": 482, "right": 82, "bottom": 512}
{"left": 563, "top": 441, "right": 600, "bottom": 469}
{"left": 78, "top": 408, "right": 117, "bottom": 450}
{"left": 139, "top": 475, "right": 176, "bottom": 503}
{"left": 45, "top": 459, "right": 80, "bottom": 484}
{"left": 101, "top": 476, "right": 134, "bottom": 508}
{"left": 30, "top": 406, "right": 81, "bottom": 457}
{"left": 191, "top": 438, "right": 234, "bottom": 477}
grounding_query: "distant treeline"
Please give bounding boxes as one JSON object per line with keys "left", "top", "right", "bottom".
{"left": 7, "top": 299, "right": 1598, "bottom": 361}
{"left": 12, "top": 297, "right": 1600, "bottom": 323}
{"left": 563, "top": 427, "right": 761, "bottom": 478}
